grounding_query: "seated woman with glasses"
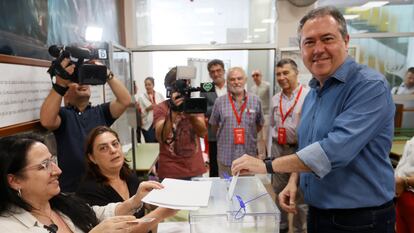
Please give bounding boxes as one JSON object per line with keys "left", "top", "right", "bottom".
{"left": 76, "top": 126, "right": 177, "bottom": 232}
{"left": 0, "top": 134, "right": 164, "bottom": 233}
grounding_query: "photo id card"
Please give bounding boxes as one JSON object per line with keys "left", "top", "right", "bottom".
{"left": 278, "top": 127, "right": 287, "bottom": 145}
{"left": 233, "top": 128, "right": 245, "bottom": 145}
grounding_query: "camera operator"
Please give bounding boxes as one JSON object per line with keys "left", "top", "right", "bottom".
{"left": 40, "top": 57, "right": 131, "bottom": 192}
{"left": 153, "top": 67, "right": 207, "bottom": 180}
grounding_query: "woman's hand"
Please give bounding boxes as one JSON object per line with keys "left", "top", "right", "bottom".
{"left": 135, "top": 181, "right": 164, "bottom": 202}
{"left": 395, "top": 176, "right": 405, "bottom": 197}
{"left": 89, "top": 215, "right": 137, "bottom": 233}
{"left": 115, "top": 181, "right": 164, "bottom": 216}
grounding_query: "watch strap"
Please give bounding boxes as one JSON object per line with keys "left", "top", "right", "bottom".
{"left": 264, "top": 158, "right": 275, "bottom": 174}
{"left": 52, "top": 83, "right": 69, "bottom": 96}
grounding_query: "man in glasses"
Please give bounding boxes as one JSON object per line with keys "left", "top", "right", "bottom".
{"left": 250, "top": 69, "right": 270, "bottom": 158}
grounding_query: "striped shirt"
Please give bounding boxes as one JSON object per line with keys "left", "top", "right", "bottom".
{"left": 209, "top": 91, "right": 264, "bottom": 166}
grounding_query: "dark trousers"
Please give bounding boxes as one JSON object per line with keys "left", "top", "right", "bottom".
{"left": 142, "top": 125, "right": 157, "bottom": 143}
{"left": 308, "top": 200, "right": 395, "bottom": 233}
{"left": 208, "top": 141, "right": 218, "bottom": 177}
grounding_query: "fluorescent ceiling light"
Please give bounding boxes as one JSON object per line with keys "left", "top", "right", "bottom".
{"left": 351, "top": 1, "right": 389, "bottom": 11}
{"left": 85, "top": 26, "right": 103, "bottom": 41}
{"left": 254, "top": 28, "right": 267, "bottom": 32}
{"left": 261, "top": 18, "right": 275, "bottom": 24}
{"left": 344, "top": 14, "right": 360, "bottom": 20}
{"left": 195, "top": 8, "right": 215, "bottom": 14}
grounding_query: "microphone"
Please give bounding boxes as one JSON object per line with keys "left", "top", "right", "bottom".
{"left": 48, "top": 45, "right": 92, "bottom": 59}
{"left": 48, "top": 45, "right": 61, "bottom": 58}
{"left": 44, "top": 223, "right": 58, "bottom": 233}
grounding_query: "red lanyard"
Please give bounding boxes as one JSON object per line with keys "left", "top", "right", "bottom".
{"left": 279, "top": 85, "right": 303, "bottom": 126}
{"left": 229, "top": 92, "right": 248, "bottom": 126}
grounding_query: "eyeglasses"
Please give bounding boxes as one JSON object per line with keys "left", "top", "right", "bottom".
{"left": 22, "top": 156, "right": 57, "bottom": 173}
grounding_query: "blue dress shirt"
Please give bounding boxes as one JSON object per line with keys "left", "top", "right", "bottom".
{"left": 297, "top": 57, "right": 395, "bottom": 209}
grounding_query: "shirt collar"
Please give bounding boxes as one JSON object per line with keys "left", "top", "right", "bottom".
{"left": 309, "top": 56, "right": 354, "bottom": 88}
{"left": 9, "top": 207, "right": 39, "bottom": 229}
{"left": 281, "top": 84, "right": 302, "bottom": 99}
{"left": 68, "top": 102, "right": 92, "bottom": 112}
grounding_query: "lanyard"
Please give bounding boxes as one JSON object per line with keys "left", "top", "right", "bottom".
{"left": 279, "top": 85, "right": 303, "bottom": 126}
{"left": 229, "top": 92, "right": 248, "bottom": 126}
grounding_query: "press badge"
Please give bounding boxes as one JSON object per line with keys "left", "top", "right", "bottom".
{"left": 278, "top": 127, "right": 287, "bottom": 145}
{"left": 233, "top": 128, "right": 245, "bottom": 144}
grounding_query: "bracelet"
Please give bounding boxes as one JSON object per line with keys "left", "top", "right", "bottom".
{"left": 263, "top": 158, "right": 275, "bottom": 174}
{"left": 107, "top": 71, "right": 114, "bottom": 81}
{"left": 133, "top": 202, "right": 144, "bottom": 214}
{"left": 52, "top": 83, "right": 69, "bottom": 96}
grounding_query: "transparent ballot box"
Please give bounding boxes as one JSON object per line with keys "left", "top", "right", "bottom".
{"left": 189, "top": 176, "right": 280, "bottom": 233}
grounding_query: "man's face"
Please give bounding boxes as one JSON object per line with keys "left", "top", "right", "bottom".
{"left": 300, "top": 15, "right": 349, "bottom": 81}
{"left": 67, "top": 83, "right": 91, "bottom": 99}
{"left": 405, "top": 71, "right": 414, "bottom": 88}
{"left": 252, "top": 71, "right": 262, "bottom": 85}
{"left": 227, "top": 70, "right": 246, "bottom": 96}
{"left": 208, "top": 64, "right": 225, "bottom": 86}
{"left": 276, "top": 64, "right": 299, "bottom": 93}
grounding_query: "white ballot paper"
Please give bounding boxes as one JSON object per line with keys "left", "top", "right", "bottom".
{"left": 142, "top": 178, "right": 212, "bottom": 210}
{"left": 227, "top": 171, "right": 239, "bottom": 200}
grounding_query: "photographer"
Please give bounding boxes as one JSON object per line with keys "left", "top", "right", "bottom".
{"left": 153, "top": 67, "right": 207, "bottom": 180}
{"left": 40, "top": 57, "right": 131, "bottom": 192}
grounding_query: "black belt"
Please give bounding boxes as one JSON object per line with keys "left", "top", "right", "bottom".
{"left": 309, "top": 200, "right": 394, "bottom": 215}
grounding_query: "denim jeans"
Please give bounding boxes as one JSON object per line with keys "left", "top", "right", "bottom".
{"left": 307, "top": 200, "right": 395, "bottom": 233}
{"left": 142, "top": 125, "right": 157, "bottom": 143}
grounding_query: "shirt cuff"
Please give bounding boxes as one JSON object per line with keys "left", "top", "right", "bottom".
{"left": 297, "top": 142, "right": 331, "bottom": 178}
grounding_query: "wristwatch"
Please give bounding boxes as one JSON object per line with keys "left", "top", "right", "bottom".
{"left": 107, "top": 70, "right": 114, "bottom": 81}
{"left": 263, "top": 158, "right": 275, "bottom": 174}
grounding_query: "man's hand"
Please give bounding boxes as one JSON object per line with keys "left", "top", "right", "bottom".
{"left": 278, "top": 177, "right": 298, "bottom": 214}
{"left": 55, "top": 58, "right": 75, "bottom": 87}
{"left": 231, "top": 154, "right": 266, "bottom": 175}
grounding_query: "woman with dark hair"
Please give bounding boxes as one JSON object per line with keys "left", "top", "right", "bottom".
{"left": 76, "top": 126, "right": 177, "bottom": 232}
{"left": 0, "top": 134, "right": 163, "bottom": 233}
{"left": 138, "top": 77, "right": 165, "bottom": 142}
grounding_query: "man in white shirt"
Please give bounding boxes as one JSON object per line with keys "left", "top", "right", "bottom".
{"left": 201, "top": 59, "right": 227, "bottom": 177}
{"left": 271, "top": 58, "right": 308, "bottom": 233}
{"left": 250, "top": 69, "right": 270, "bottom": 158}
{"left": 392, "top": 67, "right": 414, "bottom": 95}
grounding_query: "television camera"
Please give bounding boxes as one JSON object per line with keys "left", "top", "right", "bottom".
{"left": 167, "top": 66, "right": 215, "bottom": 113}
{"left": 47, "top": 44, "right": 108, "bottom": 85}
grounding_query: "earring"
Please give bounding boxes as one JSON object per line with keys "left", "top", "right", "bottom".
{"left": 17, "top": 189, "right": 22, "bottom": 197}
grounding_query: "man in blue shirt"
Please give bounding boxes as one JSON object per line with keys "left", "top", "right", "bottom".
{"left": 232, "top": 6, "right": 395, "bottom": 233}
{"left": 40, "top": 58, "right": 131, "bottom": 192}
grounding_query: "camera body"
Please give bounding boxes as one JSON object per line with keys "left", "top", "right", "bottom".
{"left": 167, "top": 66, "right": 215, "bottom": 113}
{"left": 47, "top": 44, "right": 109, "bottom": 85}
